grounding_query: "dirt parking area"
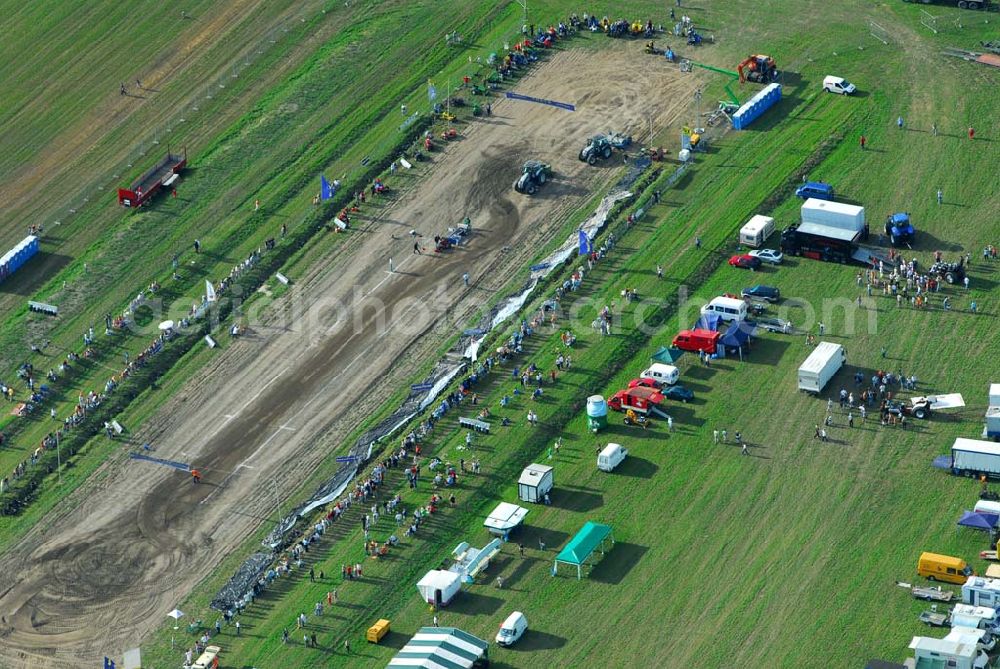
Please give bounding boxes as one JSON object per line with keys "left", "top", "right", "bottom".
{"left": 0, "top": 44, "right": 697, "bottom": 668}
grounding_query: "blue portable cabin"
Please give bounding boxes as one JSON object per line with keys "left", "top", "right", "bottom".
{"left": 0, "top": 235, "right": 40, "bottom": 283}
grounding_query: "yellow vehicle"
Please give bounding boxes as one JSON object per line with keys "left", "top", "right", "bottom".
{"left": 917, "top": 552, "right": 974, "bottom": 585}
{"left": 367, "top": 618, "right": 391, "bottom": 643}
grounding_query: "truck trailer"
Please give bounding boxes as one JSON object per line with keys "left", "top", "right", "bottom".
{"left": 797, "top": 341, "right": 846, "bottom": 393}
{"left": 117, "top": 149, "right": 187, "bottom": 208}
{"left": 949, "top": 439, "right": 1000, "bottom": 478}
{"left": 800, "top": 198, "right": 867, "bottom": 234}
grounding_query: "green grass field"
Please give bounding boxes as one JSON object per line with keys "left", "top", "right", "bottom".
{"left": 3, "top": 0, "right": 1000, "bottom": 667}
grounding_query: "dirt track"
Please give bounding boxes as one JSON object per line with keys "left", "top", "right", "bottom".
{"left": 0, "top": 45, "right": 697, "bottom": 667}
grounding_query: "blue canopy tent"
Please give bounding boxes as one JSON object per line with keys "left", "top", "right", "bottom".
{"left": 719, "top": 322, "right": 756, "bottom": 361}
{"left": 693, "top": 312, "right": 721, "bottom": 332}
{"left": 957, "top": 510, "right": 999, "bottom": 531}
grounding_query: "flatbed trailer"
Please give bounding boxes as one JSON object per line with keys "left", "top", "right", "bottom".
{"left": 117, "top": 149, "right": 187, "bottom": 207}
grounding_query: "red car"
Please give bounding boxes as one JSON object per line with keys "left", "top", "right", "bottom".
{"left": 728, "top": 254, "right": 761, "bottom": 270}
{"left": 627, "top": 377, "right": 658, "bottom": 390}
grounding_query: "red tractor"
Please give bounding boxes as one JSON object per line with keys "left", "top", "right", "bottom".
{"left": 737, "top": 55, "right": 779, "bottom": 84}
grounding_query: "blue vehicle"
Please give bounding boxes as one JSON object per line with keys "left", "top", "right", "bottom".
{"left": 795, "top": 181, "right": 835, "bottom": 201}
{"left": 662, "top": 385, "right": 694, "bottom": 403}
{"left": 741, "top": 285, "right": 781, "bottom": 302}
{"left": 884, "top": 212, "right": 916, "bottom": 246}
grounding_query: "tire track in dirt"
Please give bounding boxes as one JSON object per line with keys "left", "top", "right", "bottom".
{"left": 0, "top": 46, "right": 698, "bottom": 668}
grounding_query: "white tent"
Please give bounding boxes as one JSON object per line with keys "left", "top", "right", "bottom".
{"left": 416, "top": 569, "right": 461, "bottom": 607}
{"left": 484, "top": 502, "right": 528, "bottom": 539}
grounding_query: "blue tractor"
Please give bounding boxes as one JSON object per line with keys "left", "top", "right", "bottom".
{"left": 884, "top": 212, "right": 916, "bottom": 246}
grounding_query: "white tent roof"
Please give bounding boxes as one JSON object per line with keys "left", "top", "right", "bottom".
{"left": 484, "top": 502, "right": 528, "bottom": 532}
{"left": 518, "top": 463, "right": 553, "bottom": 487}
{"left": 417, "top": 569, "right": 460, "bottom": 591}
{"left": 388, "top": 627, "right": 489, "bottom": 669}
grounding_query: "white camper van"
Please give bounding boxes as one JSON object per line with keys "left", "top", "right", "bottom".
{"left": 640, "top": 363, "right": 679, "bottom": 387}
{"left": 739, "top": 215, "right": 775, "bottom": 248}
{"left": 797, "top": 342, "right": 846, "bottom": 393}
{"left": 700, "top": 296, "right": 748, "bottom": 323}
{"left": 597, "top": 443, "right": 628, "bottom": 472}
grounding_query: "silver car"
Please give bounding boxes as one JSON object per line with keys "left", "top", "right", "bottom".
{"left": 748, "top": 248, "right": 783, "bottom": 264}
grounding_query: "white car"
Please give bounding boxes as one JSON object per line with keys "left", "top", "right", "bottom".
{"left": 748, "top": 248, "right": 783, "bottom": 264}
{"left": 823, "top": 75, "right": 856, "bottom": 95}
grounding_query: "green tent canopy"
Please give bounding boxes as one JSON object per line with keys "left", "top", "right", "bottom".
{"left": 651, "top": 346, "right": 684, "bottom": 364}
{"left": 554, "top": 521, "right": 614, "bottom": 579}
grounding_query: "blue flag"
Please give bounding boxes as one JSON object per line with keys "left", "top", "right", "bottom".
{"left": 320, "top": 175, "right": 336, "bottom": 201}
{"left": 578, "top": 230, "right": 591, "bottom": 255}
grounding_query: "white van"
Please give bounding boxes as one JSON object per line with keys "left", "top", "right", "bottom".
{"left": 496, "top": 611, "right": 528, "bottom": 647}
{"left": 597, "top": 443, "right": 628, "bottom": 472}
{"left": 700, "top": 296, "right": 748, "bottom": 323}
{"left": 822, "top": 75, "right": 856, "bottom": 95}
{"left": 640, "top": 363, "right": 679, "bottom": 387}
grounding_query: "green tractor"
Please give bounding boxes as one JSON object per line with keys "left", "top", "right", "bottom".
{"left": 579, "top": 135, "right": 613, "bottom": 165}
{"left": 513, "top": 160, "right": 553, "bottom": 195}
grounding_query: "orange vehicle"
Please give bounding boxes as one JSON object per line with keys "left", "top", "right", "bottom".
{"left": 672, "top": 328, "right": 721, "bottom": 355}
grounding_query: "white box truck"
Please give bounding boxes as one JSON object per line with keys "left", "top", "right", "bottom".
{"left": 797, "top": 342, "right": 846, "bottom": 393}
{"left": 739, "top": 215, "right": 774, "bottom": 248}
{"left": 950, "top": 439, "right": 1000, "bottom": 478}
{"left": 801, "top": 198, "right": 866, "bottom": 233}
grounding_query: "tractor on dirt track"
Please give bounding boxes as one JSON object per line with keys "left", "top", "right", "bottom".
{"left": 579, "top": 135, "right": 614, "bottom": 165}
{"left": 513, "top": 160, "right": 553, "bottom": 195}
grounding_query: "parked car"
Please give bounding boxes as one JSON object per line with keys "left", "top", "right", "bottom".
{"left": 795, "top": 181, "right": 835, "bottom": 200}
{"left": 496, "top": 611, "right": 528, "bottom": 647}
{"left": 822, "top": 75, "right": 856, "bottom": 95}
{"left": 627, "top": 377, "right": 658, "bottom": 390}
{"left": 728, "top": 254, "right": 761, "bottom": 270}
{"left": 748, "top": 248, "right": 783, "bottom": 264}
{"left": 661, "top": 385, "right": 694, "bottom": 403}
{"left": 752, "top": 316, "right": 792, "bottom": 334}
{"left": 741, "top": 285, "right": 781, "bottom": 302}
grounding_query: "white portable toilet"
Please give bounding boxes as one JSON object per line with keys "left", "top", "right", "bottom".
{"left": 517, "top": 464, "right": 554, "bottom": 503}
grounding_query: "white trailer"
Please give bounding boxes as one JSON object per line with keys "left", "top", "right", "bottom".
{"left": 952, "top": 603, "right": 999, "bottom": 630}
{"left": 517, "top": 464, "right": 553, "bottom": 503}
{"left": 801, "top": 198, "right": 866, "bottom": 233}
{"left": 951, "top": 439, "right": 1000, "bottom": 478}
{"left": 739, "top": 215, "right": 775, "bottom": 248}
{"left": 986, "top": 406, "right": 1000, "bottom": 441}
{"left": 964, "top": 576, "right": 1000, "bottom": 609}
{"left": 797, "top": 342, "right": 846, "bottom": 393}
{"left": 990, "top": 384, "right": 1000, "bottom": 408}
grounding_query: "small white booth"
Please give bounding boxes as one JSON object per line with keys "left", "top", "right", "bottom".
{"left": 518, "top": 464, "right": 553, "bottom": 503}
{"left": 417, "top": 569, "right": 461, "bottom": 607}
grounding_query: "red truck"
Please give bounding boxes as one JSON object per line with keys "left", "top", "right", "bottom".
{"left": 671, "top": 328, "right": 720, "bottom": 354}
{"left": 117, "top": 149, "right": 187, "bottom": 207}
{"left": 608, "top": 387, "right": 670, "bottom": 418}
